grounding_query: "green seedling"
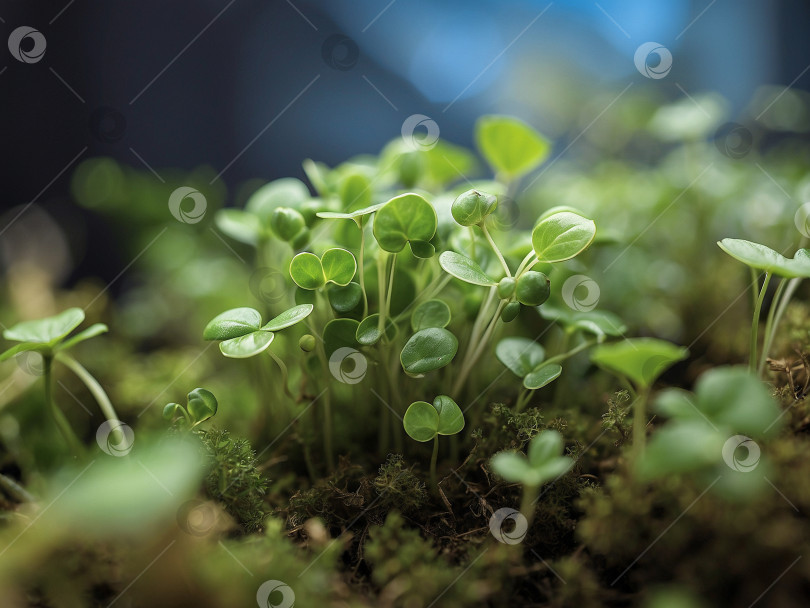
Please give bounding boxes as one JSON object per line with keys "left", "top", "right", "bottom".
{"left": 490, "top": 430, "right": 573, "bottom": 525}
{"left": 591, "top": 338, "right": 689, "bottom": 460}
{"left": 495, "top": 338, "right": 561, "bottom": 410}
{"left": 475, "top": 115, "right": 551, "bottom": 182}
{"left": 717, "top": 238, "right": 810, "bottom": 375}
{"left": 203, "top": 305, "right": 313, "bottom": 358}
{"left": 163, "top": 387, "right": 219, "bottom": 429}
{"left": 0, "top": 308, "right": 119, "bottom": 456}
{"left": 403, "top": 395, "right": 465, "bottom": 488}
{"left": 640, "top": 366, "right": 783, "bottom": 498}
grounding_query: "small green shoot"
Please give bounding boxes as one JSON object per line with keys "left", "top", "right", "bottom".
{"left": 403, "top": 395, "right": 465, "bottom": 488}
{"left": 491, "top": 430, "right": 573, "bottom": 525}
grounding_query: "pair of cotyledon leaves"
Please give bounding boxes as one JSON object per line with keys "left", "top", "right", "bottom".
{"left": 203, "top": 305, "right": 314, "bottom": 358}
{"left": 0, "top": 308, "right": 107, "bottom": 361}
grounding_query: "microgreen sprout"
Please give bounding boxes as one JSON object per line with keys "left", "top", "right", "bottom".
{"left": 0, "top": 308, "right": 118, "bottom": 456}
{"left": 403, "top": 395, "right": 465, "bottom": 489}
{"left": 491, "top": 430, "right": 573, "bottom": 525}
{"left": 163, "top": 388, "right": 219, "bottom": 430}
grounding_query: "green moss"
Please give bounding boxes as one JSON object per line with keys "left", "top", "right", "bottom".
{"left": 198, "top": 427, "right": 268, "bottom": 532}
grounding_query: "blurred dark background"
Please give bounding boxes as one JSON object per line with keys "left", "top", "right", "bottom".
{"left": 1, "top": 0, "right": 809, "bottom": 283}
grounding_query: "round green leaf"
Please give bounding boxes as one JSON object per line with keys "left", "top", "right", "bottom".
{"left": 339, "top": 172, "right": 372, "bottom": 211}
{"left": 261, "top": 304, "right": 314, "bottom": 331}
{"left": 323, "top": 318, "right": 360, "bottom": 359}
{"left": 475, "top": 115, "right": 551, "bottom": 179}
{"left": 400, "top": 327, "right": 458, "bottom": 374}
{"left": 403, "top": 401, "right": 439, "bottom": 442}
{"left": 717, "top": 238, "right": 810, "bottom": 278}
{"left": 433, "top": 395, "right": 464, "bottom": 435}
{"left": 328, "top": 282, "right": 363, "bottom": 313}
{"left": 203, "top": 308, "right": 262, "bottom": 341}
{"left": 373, "top": 193, "right": 437, "bottom": 253}
{"left": 162, "top": 403, "right": 183, "bottom": 421}
{"left": 321, "top": 248, "right": 357, "bottom": 286}
{"left": 290, "top": 252, "right": 325, "bottom": 290}
{"left": 496, "top": 337, "right": 545, "bottom": 378}
{"left": 356, "top": 314, "right": 396, "bottom": 345}
{"left": 411, "top": 299, "right": 452, "bottom": 332}
{"left": 591, "top": 338, "right": 688, "bottom": 389}
{"left": 439, "top": 251, "right": 497, "bottom": 286}
{"left": 531, "top": 212, "right": 596, "bottom": 263}
{"left": 186, "top": 388, "right": 218, "bottom": 424}
{"left": 451, "top": 189, "right": 498, "bottom": 227}
{"left": 515, "top": 271, "right": 550, "bottom": 306}
{"left": 3, "top": 308, "right": 85, "bottom": 345}
{"left": 214, "top": 209, "right": 263, "bottom": 245}
{"left": 270, "top": 207, "right": 306, "bottom": 241}
{"left": 246, "top": 178, "right": 310, "bottom": 223}
{"left": 219, "top": 331, "right": 274, "bottom": 358}
{"left": 523, "top": 364, "right": 562, "bottom": 390}
{"left": 490, "top": 452, "right": 533, "bottom": 483}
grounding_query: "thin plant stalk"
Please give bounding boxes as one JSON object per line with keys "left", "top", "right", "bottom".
{"left": 43, "top": 356, "right": 82, "bottom": 457}
{"left": 759, "top": 277, "right": 802, "bottom": 375}
{"left": 57, "top": 353, "right": 119, "bottom": 424}
{"left": 267, "top": 350, "right": 295, "bottom": 400}
{"left": 358, "top": 225, "right": 368, "bottom": 317}
{"left": 750, "top": 272, "right": 772, "bottom": 372}
{"left": 519, "top": 485, "right": 539, "bottom": 527}
{"left": 430, "top": 435, "right": 439, "bottom": 490}
{"left": 632, "top": 386, "right": 651, "bottom": 461}
{"left": 481, "top": 224, "right": 511, "bottom": 278}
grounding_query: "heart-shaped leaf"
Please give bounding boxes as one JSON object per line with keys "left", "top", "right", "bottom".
{"left": 532, "top": 212, "right": 596, "bottom": 263}
{"left": 409, "top": 239, "right": 436, "bottom": 259}
{"left": 400, "top": 327, "right": 458, "bottom": 374}
{"left": 411, "top": 299, "right": 452, "bottom": 332}
{"left": 203, "top": 308, "right": 262, "bottom": 341}
{"left": 261, "top": 304, "right": 314, "bottom": 332}
{"left": 717, "top": 238, "right": 810, "bottom": 278}
{"left": 373, "top": 193, "right": 437, "bottom": 253}
{"left": 433, "top": 395, "right": 465, "bottom": 435}
{"left": 523, "top": 364, "right": 562, "bottom": 390}
{"left": 321, "top": 248, "right": 357, "bottom": 286}
{"left": 475, "top": 115, "right": 551, "bottom": 179}
{"left": 219, "top": 331, "right": 274, "bottom": 358}
{"left": 290, "top": 252, "right": 326, "bottom": 290}
{"left": 3, "top": 308, "right": 85, "bottom": 345}
{"left": 186, "top": 388, "right": 218, "bottom": 425}
{"left": 495, "top": 337, "right": 545, "bottom": 378}
{"left": 356, "top": 314, "right": 396, "bottom": 345}
{"left": 591, "top": 338, "right": 688, "bottom": 389}
{"left": 439, "top": 251, "right": 497, "bottom": 286}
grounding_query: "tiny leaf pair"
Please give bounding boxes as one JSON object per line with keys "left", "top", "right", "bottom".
{"left": 590, "top": 338, "right": 688, "bottom": 390}
{"left": 290, "top": 248, "right": 357, "bottom": 290}
{"left": 0, "top": 308, "right": 107, "bottom": 361}
{"left": 496, "top": 337, "right": 562, "bottom": 390}
{"left": 163, "top": 388, "right": 218, "bottom": 428}
{"left": 491, "top": 430, "right": 573, "bottom": 488}
{"left": 203, "top": 305, "right": 313, "bottom": 358}
{"left": 403, "top": 395, "right": 465, "bottom": 442}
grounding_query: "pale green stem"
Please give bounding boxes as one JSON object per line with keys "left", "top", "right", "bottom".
{"left": 750, "top": 272, "right": 772, "bottom": 372}
{"left": 758, "top": 277, "right": 786, "bottom": 375}
{"left": 267, "top": 350, "right": 295, "bottom": 400}
{"left": 759, "top": 277, "right": 802, "bottom": 376}
{"left": 377, "top": 252, "right": 388, "bottom": 334}
{"left": 430, "top": 435, "right": 439, "bottom": 491}
{"left": 57, "top": 353, "right": 119, "bottom": 424}
{"left": 359, "top": 227, "right": 368, "bottom": 318}
{"left": 520, "top": 485, "right": 539, "bottom": 527}
{"left": 515, "top": 251, "right": 537, "bottom": 278}
{"left": 452, "top": 300, "right": 507, "bottom": 397}
{"left": 481, "top": 224, "right": 511, "bottom": 278}
{"left": 632, "top": 386, "right": 650, "bottom": 462}
{"left": 43, "top": 356, "right": 82, "bottom": 457}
